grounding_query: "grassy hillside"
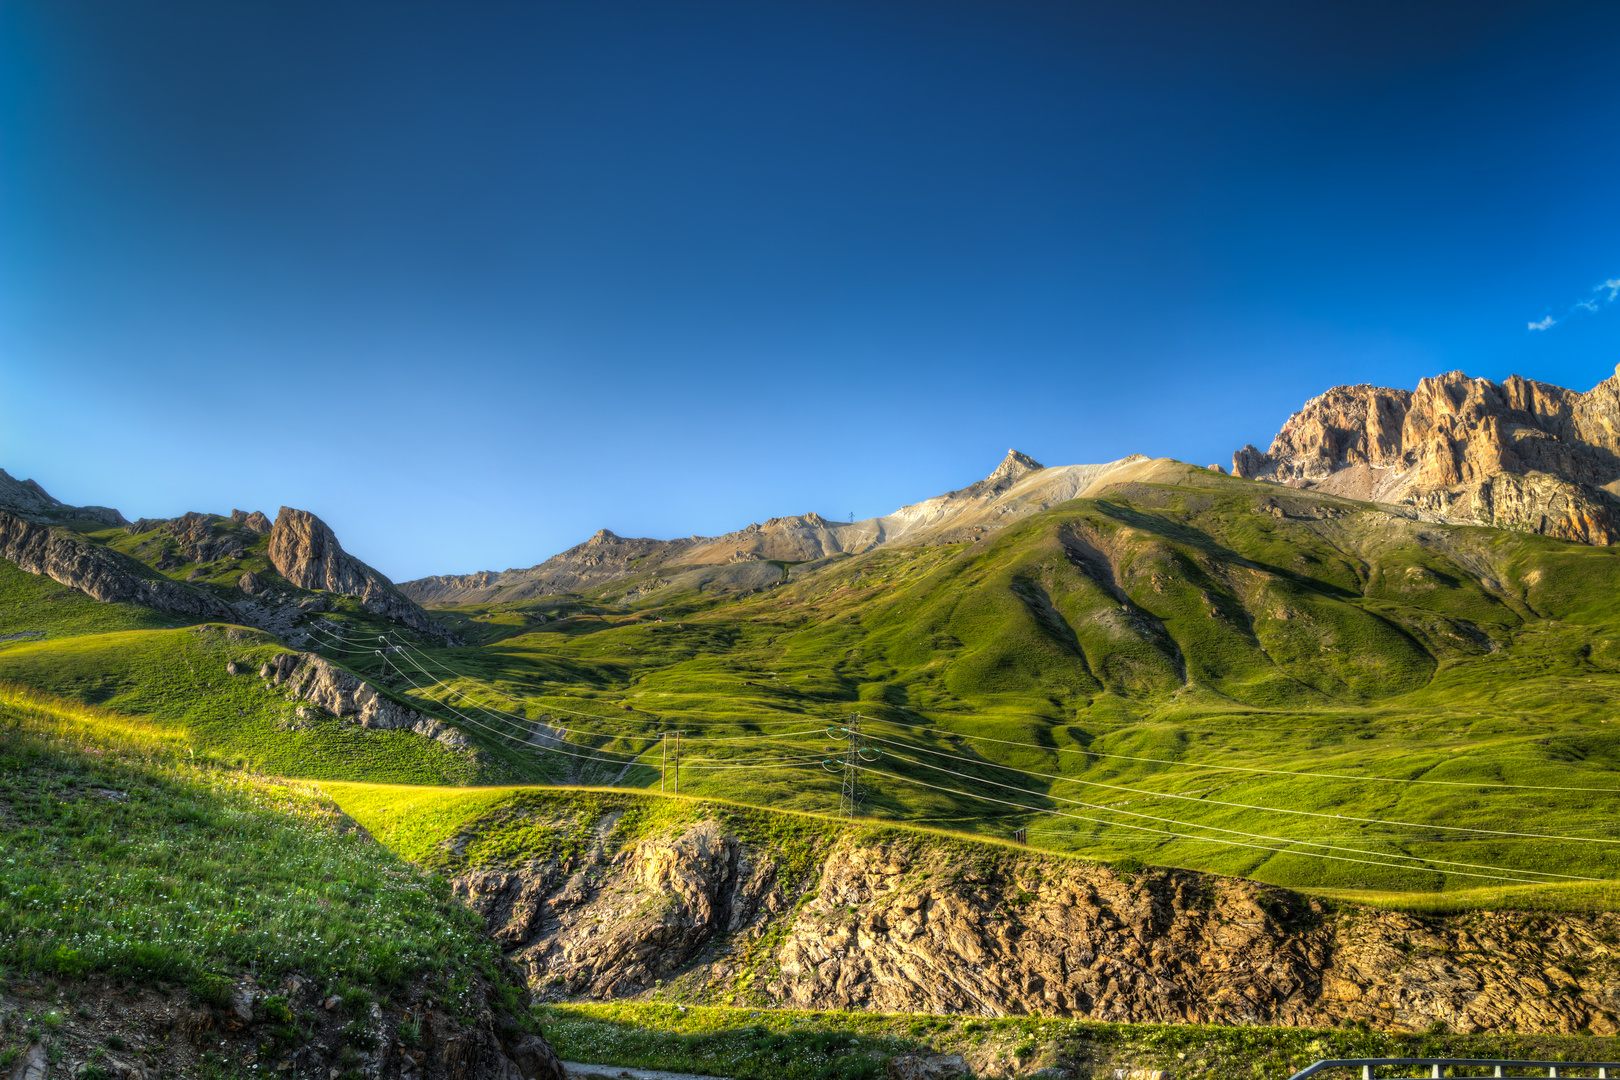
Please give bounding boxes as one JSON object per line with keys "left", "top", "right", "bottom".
{"left": 538, "top": 1001, "right": 1615, "bottom": 1080}
{"left": 379, "top": 468, "right": 1620, "bottom": 901}
{"left": 3, "top": 466, "right": 1618, "bottom": 903}
{"left": 0, "top": 621, "right": 544, "bottom": 785}
{"left": 0, "top": 691, "right": 509, "bottom": 1001}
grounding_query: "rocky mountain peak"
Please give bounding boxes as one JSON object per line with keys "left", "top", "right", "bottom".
{"left": 585, "top": 529, "right": 621, "bottom": 546}
{"left": 989, "top": 449, "right": 1044, "bottom": 482}
{"left": 230, "top": 508, "right": 272, "bottom": 534}
{"left": 268, "top": 507, "right": 458, "bottom": 642}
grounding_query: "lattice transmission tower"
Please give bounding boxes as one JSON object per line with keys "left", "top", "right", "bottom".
{"left": 823, "top": 713, "right": 882, "bottom": 819}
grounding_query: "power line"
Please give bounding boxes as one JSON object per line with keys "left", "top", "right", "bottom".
{"left": 856, "top": 730, "right": 1620, "bottom": 846}
{"left": 857, "top": 763, "right": 1575, "bottom": 885}
{"left": 380, "top": 651, "right": 657, "bottom": 774}
{"left": 821, "top": 716, "right": 881, "bottom": 819}
{"left": 855, "top": 713, "right": 1620, "bottom": 793}
{"left": 870, "top": 747, "right": 1598, "bottom": 883}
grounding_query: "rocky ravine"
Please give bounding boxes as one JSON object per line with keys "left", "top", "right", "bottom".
{"left": 1233, "top": 366, "right": 1620, "bottom": 545}
{"left": 450, "top": 810, "right": 1619, "bottom": 1036}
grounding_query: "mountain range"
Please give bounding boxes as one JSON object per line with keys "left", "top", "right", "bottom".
{"left": 394, "top": 362, "right": 1620, "bottom": 606}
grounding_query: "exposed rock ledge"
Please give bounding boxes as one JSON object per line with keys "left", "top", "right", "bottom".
{"left": 452, "top": 813, "right": 1619, "bottom": 1036}
{"left": 0, "top": 509, "right": 237, "bottom": 622}
{"left": 253, "top": 651, "right": 476, "bottom": 754}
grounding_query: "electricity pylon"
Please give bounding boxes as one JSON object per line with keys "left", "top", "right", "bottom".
{"left": 823, "top": 713, "right": 882, "bottom": 819}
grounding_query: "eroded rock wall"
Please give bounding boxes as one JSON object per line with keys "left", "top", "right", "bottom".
{"left": 0, "top": 510, "right": 237, "bottom": 621}
{"left": 1232, "top": 367, "right": 1620, "bottom": 544}
{"left": 268, "top": 508, "right": 458, "bottom": 642}
{"left": 451, "top": 814, "right": 1620, "bottom": 1036}
{"left": 252, "top": 650, "right": 476, "bottom": 753}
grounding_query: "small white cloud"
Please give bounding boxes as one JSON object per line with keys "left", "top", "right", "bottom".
{"left": 1530, "top": 273, "right": 1620, "bottom": 330}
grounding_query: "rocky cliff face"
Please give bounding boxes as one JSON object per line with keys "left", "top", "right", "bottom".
{"left": 0, "top": 509, "right": 238, "bottom": 622}
{"left": 250, "top": 650, "right": 477, "bottom": 753}
{"left": 268, "top": 508, "right": 458, "bottom": 642}
{"left": 448, "top": 808, "right": 1618, "bottom": 1036}
{"left": 1233, "top": 367, "right": 1620, "bottom": 543}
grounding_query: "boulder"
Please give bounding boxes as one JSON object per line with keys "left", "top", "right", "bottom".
{"left": 505, "top": 1035, "right": 567, "bottom": 1080}
{"left": 8, "top": 1041, "right": 46, "bottom": 1080}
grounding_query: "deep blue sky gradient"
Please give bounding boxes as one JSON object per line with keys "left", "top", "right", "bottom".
{"left": 4, "top": 1, "right": 1620, "bottom": 579}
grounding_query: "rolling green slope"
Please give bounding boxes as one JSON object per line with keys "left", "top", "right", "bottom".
{"left": 380, "top": 468, "right": 1620, "bottom": 900}
{"left": 0, "top": 625, "right": 524, "bottom": 785}
{"left": 0, "top": 692, "right": 509, "bottom": 997}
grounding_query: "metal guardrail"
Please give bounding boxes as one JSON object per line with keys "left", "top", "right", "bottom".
{"left": 1288, "top": 1061, "right": 1617, "bottom": 1080}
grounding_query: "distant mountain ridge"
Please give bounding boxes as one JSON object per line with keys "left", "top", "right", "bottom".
{"left": 1233, "top": 364, "right": 1620, "bottom": 545}
{"left": 399, "top": 450, "right": 1166, "bottom": 605}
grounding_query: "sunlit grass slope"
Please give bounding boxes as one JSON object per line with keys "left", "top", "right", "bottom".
{"left": 0, "top": 692, "right": 508, "bottom": 1002}
{"left": 0, "top": 627, "right": 491, "bottom": 785}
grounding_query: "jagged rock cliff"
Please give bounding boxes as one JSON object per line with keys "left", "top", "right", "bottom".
{"left": 268, "top": 507, "right": 458, "bottom": 642}
{"left": 1233, "top": 367, "right": 1620, "bottom": 543}
{"left": 449, "top": 807, "right": 1619, "bottom": 1036}
{"left": 0, "top": 509, "right": 238, "bottom": 622}
{"left": 250, "top": 650, "right": 476, "bottom": 753}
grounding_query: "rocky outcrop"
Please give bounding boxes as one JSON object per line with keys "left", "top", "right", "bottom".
{"left": 231, "top": 508, "right": 272, "bottom": 534}
{"left": 0, "top": 509, "right": 236, "bottom": 621}
{"left": 456, "top": 820, "right": 787, "bottom": 1000}
{"left": 1233, "top": 367, "right": 1620, "bottom": 544}
{"left": 251, "top": 651, "right": 476, "bottom": 752}
{"left": 451, "top": 811, "right": 1620, "bottom": 1036}
{"left": 268, "top": 508, "right": 458, "bottom": 642}
{"left": 0, "top": 467, "right": 127, "bottom": 528}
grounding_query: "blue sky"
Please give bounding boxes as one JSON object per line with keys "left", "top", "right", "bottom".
{"left": 4, "top": 1, "right": 1620, "bottom": 580}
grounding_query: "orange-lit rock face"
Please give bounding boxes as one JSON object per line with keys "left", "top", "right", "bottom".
{"left": 1234, "top": 365, "right": 1620, "bottom": 545}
